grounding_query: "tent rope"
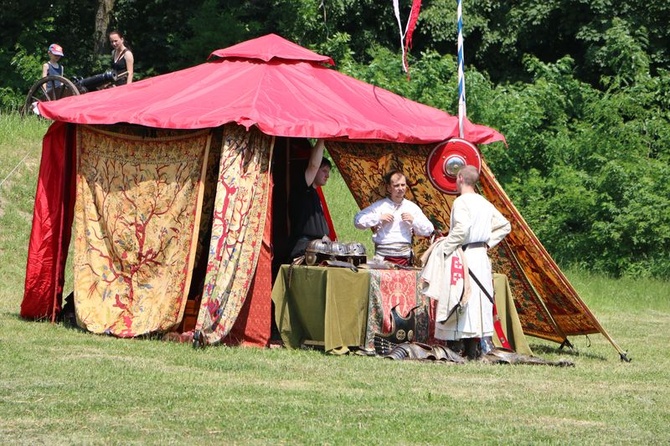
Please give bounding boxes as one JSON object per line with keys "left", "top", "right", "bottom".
{"left": 0, "top": 154, "right": 29, "bottom": 188}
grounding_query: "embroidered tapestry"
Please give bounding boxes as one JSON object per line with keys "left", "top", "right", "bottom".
{"left": 73, "top": 126, "right": 210, "bottom": 336}
{"left": 194, "top": 125, "right": 273, "bottom": 345}
{"left": 365, "top": 269, "right": 436, "bottom": 349}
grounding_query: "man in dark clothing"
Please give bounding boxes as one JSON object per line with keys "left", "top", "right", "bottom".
{"left": 288, "top": 139, "right": 332, "bottom": 259}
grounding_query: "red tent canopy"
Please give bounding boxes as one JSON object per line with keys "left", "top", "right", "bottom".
{"left": 38, "top": 34, "right": 504, "bottom": 145}
{"left": 24, "top": 34, "right": 506, "bottom": 347}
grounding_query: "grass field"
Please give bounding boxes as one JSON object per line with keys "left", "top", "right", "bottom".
{"left": 1, "top": 113, "right": 669, "bottom": 445}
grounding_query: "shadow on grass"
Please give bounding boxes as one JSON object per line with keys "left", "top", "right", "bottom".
{"left": 530, "top": 342, "right": 609, "bottom": 361}
{"left": 2, "top": 310, "right": 93, "bottom": 335}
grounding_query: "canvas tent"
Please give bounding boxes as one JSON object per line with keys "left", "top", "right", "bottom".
{"left": 21, "top": 34, "right": 626, "bottom": 358}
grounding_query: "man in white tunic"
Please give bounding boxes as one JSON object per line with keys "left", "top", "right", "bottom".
{"left": 421, "top": 165, "right": 511, "bottom": 359}
{"left": 354, "top": 170, "right": 434, "bottom": 266}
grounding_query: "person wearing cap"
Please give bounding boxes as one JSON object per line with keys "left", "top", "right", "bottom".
{"left": 109, "top": 30, "right": 134, "bottom": 85}
{"left": 40, "top": 44, "right": 65, "bottom": 95}
{"left": 42, "top": 44, "right": 64, "bottom": 79}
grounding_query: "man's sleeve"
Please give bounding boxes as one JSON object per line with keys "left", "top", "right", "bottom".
{"left": 488, "top": 206, "right": 511, "bottom": 248}
{"left": 354, "top": 201, "right": 380, "bottom": 229}
{"left": 412, "top": 205, "right": 435, "bottom": 237}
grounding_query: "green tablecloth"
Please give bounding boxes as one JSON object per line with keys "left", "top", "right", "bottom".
{"left": 493, "top": 273, "right": 532, "bottom": 356}
{"left": 272, "top": 265, "right": 369, "bottom": 354}
{"left": 271, "top": 265, "right": 532, "bottom": 356}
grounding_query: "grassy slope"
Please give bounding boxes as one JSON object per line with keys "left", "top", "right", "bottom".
{"left": 1, "top": 114, "right": 669, "bottom": 445}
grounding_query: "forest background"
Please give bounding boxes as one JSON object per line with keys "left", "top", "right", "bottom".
{"left": 1, "top": 0, "right": 668, "bottom": 279}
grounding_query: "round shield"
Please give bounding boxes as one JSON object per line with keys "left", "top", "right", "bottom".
{"left": 426, "top": 138, "right": 482, "bottom": 194}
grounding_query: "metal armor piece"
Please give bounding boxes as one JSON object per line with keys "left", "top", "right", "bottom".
{"left": 381, "top": 341, "right": 466, "bottom": 363}
{"left": 305, "top": 239, "right": 331, "bottom": 265}
{"left": 304, "top": 239, "right": 367, "bottom": 266}
{"left": 328, "top": 241, "right": 348, "bottom": 256}
{"left": 306, "top": 239, "right": 330, "bottom": 254}
{"left": 346, "top": 242, "right": 366, "bottom": 256}
{"left": 384, "top": 342, "right": 433, "bottom": 360}
{"left": 304, "top": 251, "right": 318, "bottom": 266}
{"left": 374, "top": 305, "right": 418, "bottom": 346}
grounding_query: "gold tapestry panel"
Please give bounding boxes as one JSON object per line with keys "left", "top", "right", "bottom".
{"left": 73, "top": 125, "right": 210, "bottom": 337}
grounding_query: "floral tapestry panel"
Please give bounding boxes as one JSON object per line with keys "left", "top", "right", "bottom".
{"left": 195, "top": 125, "right": 273, "bottom": 346}
{"left": 73, "top": 126, "right": 210, "bottom": 337}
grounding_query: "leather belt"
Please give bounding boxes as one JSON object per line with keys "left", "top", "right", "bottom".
{"left": 462, "top": 241, "right": 488, "bottom": 250}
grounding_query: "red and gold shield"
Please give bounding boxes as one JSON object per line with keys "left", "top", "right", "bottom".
{"left": 426, "top": 138, "right": 482, "bottom": 194}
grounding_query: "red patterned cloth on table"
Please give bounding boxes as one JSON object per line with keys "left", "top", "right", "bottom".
{"left": 365, "top": 269, "right": 436, "bottom": 349}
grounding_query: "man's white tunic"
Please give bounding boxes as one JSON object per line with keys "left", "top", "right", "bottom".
{"left": 354, "top": 197, "right": 434, "bottom": 245}
{"left": 421, "top": 193, "right": 511, "bottom": 340}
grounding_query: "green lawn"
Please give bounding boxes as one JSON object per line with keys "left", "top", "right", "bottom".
{"left": 1, "top": 113, "right": 669, "bottom": 445}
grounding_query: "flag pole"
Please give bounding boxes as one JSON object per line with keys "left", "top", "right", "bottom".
{"left": 457, "top": 0, "right": 466, "bottom": 138}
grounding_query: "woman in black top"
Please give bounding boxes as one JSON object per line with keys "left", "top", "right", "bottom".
{"left": 109, "top": 30, "right": 134, "bottom": 85}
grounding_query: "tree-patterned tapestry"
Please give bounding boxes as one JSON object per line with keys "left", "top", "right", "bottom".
{"left": 73, "top": 125, "right": 210, "bottom": 337}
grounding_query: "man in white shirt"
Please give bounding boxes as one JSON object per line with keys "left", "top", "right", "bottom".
{"left": 354, "top": 170, "right": 434, "bottom": 266}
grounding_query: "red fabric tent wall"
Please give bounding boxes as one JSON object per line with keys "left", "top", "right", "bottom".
{"left": 21, "top": 122, "right": 75, "bottom": 320}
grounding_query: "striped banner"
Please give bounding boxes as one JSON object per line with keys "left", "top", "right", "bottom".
{"left": 393, "top": 0, "right": 423, "bottom": 73}
{"left": 457, "top": 0, "right": 466, "bottom": 137}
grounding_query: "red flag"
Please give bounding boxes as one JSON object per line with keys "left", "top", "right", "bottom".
{"left": 404, "top": 0, "right": 422, "bottom": 54}
{"left": 393, "top": 0, "right": 423, "bottom": 74}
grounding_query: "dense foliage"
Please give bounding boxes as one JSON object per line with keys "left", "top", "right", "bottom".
{"left": 1, "top": 0, "right": 668, "bottom": 278}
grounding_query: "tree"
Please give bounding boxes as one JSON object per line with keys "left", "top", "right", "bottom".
{"left": 2, "top": 0, "right": 670, "bottom": 277}
{"left": 94, "top": 0, "right": 115, "bottom": 56}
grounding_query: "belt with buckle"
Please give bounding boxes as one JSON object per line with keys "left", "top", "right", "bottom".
{"left": 462, "top": 241, "right": 488, "bottom": 250}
